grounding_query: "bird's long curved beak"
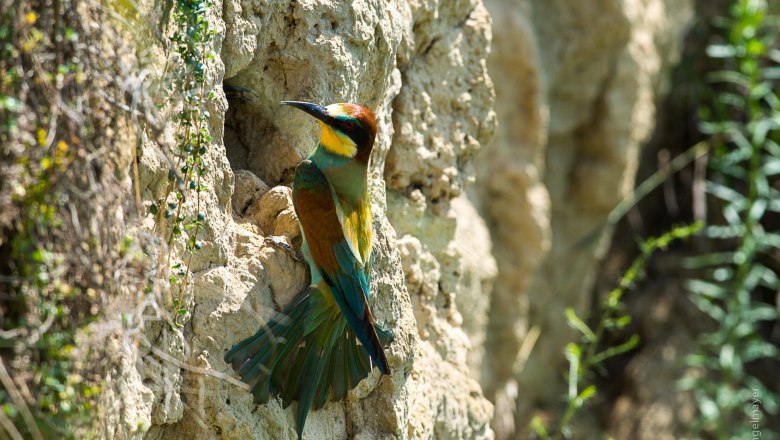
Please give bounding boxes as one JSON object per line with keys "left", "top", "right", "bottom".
{"left": 281, "top": 101, "right": 333, "bottom": 125}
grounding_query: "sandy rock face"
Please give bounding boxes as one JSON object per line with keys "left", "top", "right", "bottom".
{"left": 111, "top": 0, "right": 499, "bottom": 439}
{"left": 93, "top": 0, "right": 694, "bottom": 438}
{"left": 477, "top": 0, "right": 693, "bottom": 437}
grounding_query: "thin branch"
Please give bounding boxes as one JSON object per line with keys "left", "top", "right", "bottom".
{"left": 577, "top": 138, "right": 715, "bottom": 249}
{"left": 0, "top": 406, "right": 24, "bottom": 440}
{"left": 0, "top": 358, "right": 43, "bottom": 440}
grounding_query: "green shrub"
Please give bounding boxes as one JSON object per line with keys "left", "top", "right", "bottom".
{"left": 680, "top": 0, "right": 780, "bottom": 437}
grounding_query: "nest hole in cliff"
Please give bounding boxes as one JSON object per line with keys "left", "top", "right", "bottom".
{"left": 222, "top": 83, "right": 299, "bottom": 214}
{"left": 222, "top": 83, "right": 304, "bottom": 252}
{"left": 223, "top": 83, "right": 298, "bottom": 181}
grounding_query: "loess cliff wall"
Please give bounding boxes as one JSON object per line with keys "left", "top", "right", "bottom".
{"left": 478, "top": 0, "right": 693, "bottom": 436}
{"left": 103, "top": 0, "right": 497, "bottom": 439}
{"left": 77, "top": 0, "right": 694, "bottom": 439}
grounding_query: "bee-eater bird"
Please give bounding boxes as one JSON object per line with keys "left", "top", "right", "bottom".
{"left": 224, "top": 101, "right": 391, "bottom": 439}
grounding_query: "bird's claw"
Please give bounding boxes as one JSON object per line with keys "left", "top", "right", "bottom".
{"left": 265, "top": 236, "right": 303, "bottom": 261}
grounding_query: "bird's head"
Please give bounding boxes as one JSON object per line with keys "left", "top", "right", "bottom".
{"left": 282, "top": 101, "right": 377, "bottom": 162}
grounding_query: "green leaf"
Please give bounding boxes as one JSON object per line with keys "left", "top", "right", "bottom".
{"left": 707, "top": 43, "right": 738, "bottom": 58}
{"left": 700, "top": 330, "right": 727, "bottom": 347}
{"left": 677, "top": 376, "right": 698, "bottom": 390}
{"left": 744, "top": 304, "right": 779, "bottom": 322}
{"left": 699, "top": 396, "right": 720, "bottom": 421}
{"left": 2, "top": 402, "right": 19, "bottom": 419}
{"left": 758, "top": 267, "right": 778, "bottom": 288}
{"left": 565, "top": 308, "right": 596, "bottom": 342}
{"left": 703, "top": 224, "right": 744, "bottom": 239}
{"left": 729, "top": 128, "right": 754, "bottom": 153}
{"left": 683, "top": 354, "right": 707, "bottom": 368}
{"left": 749, "top": 81, "right": 773, "bottom": 102}
{"left": 755, "top": 168, "right": 770, "bottom": 198}
{"left": 767, "top": 139, "right": 780, "bottom": 156}
{"left": 565, "top": 343, "right": 581, "bottom": 400}
{"left": 764, "top": 92, "right": 780, "bottom": 111}
{"left": 750, "top": 116, "right": 776, "bottom": 146}
{"left": 769, "top": 48, "right": 780, "bottom": 63}
{"left": 684, "top": 252, "right": 736, "bottom": 269}
{"left": 762, "top": 158, "right": 780, "bottom": 176}
{"left": 759, "top": 388, "right": 779, "bottom": 415}
{"left": 688, "top": 294, "right": 726, "bottom": 321}
{"left": 707, "top": 70, "right": 749, "bottom": 86}
{"left": 590, "top": 334, "right": 640, "bottom": 365}
{"left": 686, "top": 279, "right": 727, "bottom": 299}
{"left": 718, "top": 344, "right": 741, "bottom": 376}
{"left": 748, "top": 198, "right": 767, "bottom": 223}
{"left": 742, "top": 263, "right": 765, "bottom": 292}
{"left": 767, "top": 197, "right": 780, "bottom": 212}
{"left": 576, "top": 385, "right": 597, "bottom": 406}
{"left": 723, "top": 204, "right": 743, "bottom": 227}
{"left": 606, "top": 288, "right": 624, "bottom": 309}
{"left": 565, "top": 342, "right": 582, "bottom": 360}
{"left": 742, "top": 340, "right": 778, "bottom": 362}
{"left": 529, "top": 416, "right": 551, "bottom": 440}
{"left": 712, "top": 267, "right": 733, "bottom": 282}
{"left": 761, "top": 66, "right": 780, "bottom": 80}
{"left": 705, "top": 181, "right": 746, "bottom": 205}
{"left": 0, "top": 96, "right": 22, "bottom": 111}
{"left": 606, "top": 315, "right": 631, "bottom": 330}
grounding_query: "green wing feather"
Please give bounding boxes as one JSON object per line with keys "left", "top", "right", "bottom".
{"left": 293, "top": 160, "right": 390, "bottom": 375}
{"left": 225, "top": 159, "right": 392, "bottom": 439}
{"left": 224, "top": 285, "right": 373, "bottom": 439}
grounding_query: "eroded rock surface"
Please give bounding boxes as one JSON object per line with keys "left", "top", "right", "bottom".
{"left": 478, "top": 0, "right": 693, "bottom": 437}
{"left": 89, "top": 0, "right": 695, "bottom": 438}
{"left": 114, "top": 0, "right": 499, "bottom": 439}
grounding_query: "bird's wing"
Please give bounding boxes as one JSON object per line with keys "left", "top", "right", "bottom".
{"left": 223, "top": 283, "right": 372, "bottom": 439}
{"left": 335, "top": 197, "right": 373, "bottom": 298}
{"left": 293, "top": 160, "right": 388, "bottom": 373}
{"left": 293, "top": 160, "right": 370, "bottom": 321}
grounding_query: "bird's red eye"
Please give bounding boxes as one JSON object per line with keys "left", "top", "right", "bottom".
{"left": 343, "top": 121, "right": 356, "bottom": 130}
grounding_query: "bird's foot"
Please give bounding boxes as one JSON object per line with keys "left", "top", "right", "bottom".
{"left": 265, "top": 236, "right": 303, "bottom": 261}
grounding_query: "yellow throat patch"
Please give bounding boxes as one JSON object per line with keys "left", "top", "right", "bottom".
{"left": 318, "top": 120, "right": 357, "bottom": 157}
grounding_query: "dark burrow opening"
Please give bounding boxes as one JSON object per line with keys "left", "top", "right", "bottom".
{"left": 222, "top": 83, "right": 301, "bottom": 216}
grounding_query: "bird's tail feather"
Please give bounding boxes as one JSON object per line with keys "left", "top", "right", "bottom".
{"left": 224, "top": 285, "right": 386, "bottom": 439}
{"left": 357, "top": 302, "right": 391, "bottom": 374}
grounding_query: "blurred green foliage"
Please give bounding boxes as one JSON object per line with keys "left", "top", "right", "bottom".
{"left": 0, "top": 1, "right": 149, "bottom": 438}
{"left": 532, "top": 224, "right": 702, "bottom": 440}
{"left": 680, "top": 0, "right": 780, "bottom": 437}
{"left": 532, "top": 1, "right": 780, "bottom": 438}
{"left": 0, "top": 4, "right": 97, "bottom": 438}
